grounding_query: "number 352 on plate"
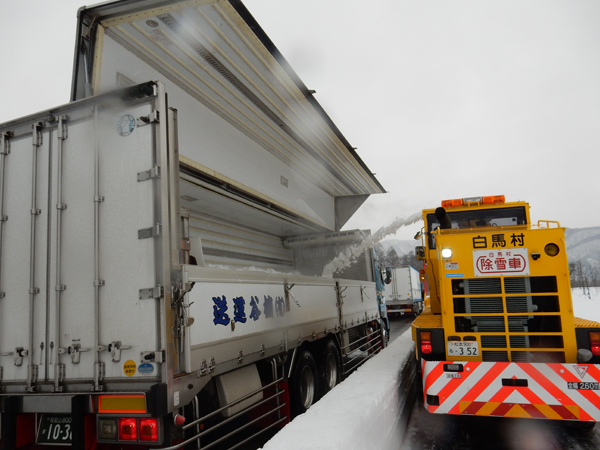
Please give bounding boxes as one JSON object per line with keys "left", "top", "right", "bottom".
{"left": 447, "top": 341, "right": 479, "bottom": 357}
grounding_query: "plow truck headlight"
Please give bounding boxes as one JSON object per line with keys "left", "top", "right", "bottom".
{"left": 441, "top": 248, "right": 452, "bottom": 259}
{"left": 544, "top": 243, "right": 560, "bottom": 257}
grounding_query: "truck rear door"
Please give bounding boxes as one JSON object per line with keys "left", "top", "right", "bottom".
{"left": 0, "top": 82, "right": 177, "bottom": 393}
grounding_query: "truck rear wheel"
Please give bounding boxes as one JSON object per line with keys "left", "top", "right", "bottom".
{"left": 291, "top": 350, "right": 318, "bottom": 417}
{"left": 319, "top": 340, "right": 341, "bottom": 397}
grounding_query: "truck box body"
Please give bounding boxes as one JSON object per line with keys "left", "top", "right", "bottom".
{"left": 0, "top": 1, "right": 385, "bottom": 447}
{"left": 385, "top": 266, "right": 422, "bottom": 316}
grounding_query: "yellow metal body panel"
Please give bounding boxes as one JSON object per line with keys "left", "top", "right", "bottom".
{"left": 411, "top": 312, "right": 442, "bottom": 342}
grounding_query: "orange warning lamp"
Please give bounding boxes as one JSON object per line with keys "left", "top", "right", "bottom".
{"left": 441, "top": 195, "right": 505, "bottom": 208}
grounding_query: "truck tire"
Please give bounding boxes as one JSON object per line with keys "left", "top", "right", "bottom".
{"left": 319, "top": 340, "right": 341, "bottom": 397}
{"left": 290, "top": 350, "right": 318, "bottom": 417}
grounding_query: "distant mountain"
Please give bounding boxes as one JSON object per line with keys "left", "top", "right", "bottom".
{"left": 378, "top": 239, "right": 417, "bottom": 257}
{"left": 565, "top": 227, "right": 600, "bottom": 268}
{"left": 380, "top": 226, "right": 600, "bottom": 268}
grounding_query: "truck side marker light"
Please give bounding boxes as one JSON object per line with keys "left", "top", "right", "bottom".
{"left": 545, "top": 243, "right": 560, "bottom": 257}
{"left": 420, "top": 331, "right": 432, "bottom": 354}
{"left": 118, "top": 418, "right": 137, "bottom": 441}
{"left": 139, "top": 418, "right": 159, "bottom": 442}
{"left": 589, "top": 332, "right": 600, "bottom": 356}
{"left": 174, "top": 414, "right": 186, "bottom": 426}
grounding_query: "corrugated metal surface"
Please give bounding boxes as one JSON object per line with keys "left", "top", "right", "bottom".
{"left": 74, "top": 0, "right": 384, "bottom": 200}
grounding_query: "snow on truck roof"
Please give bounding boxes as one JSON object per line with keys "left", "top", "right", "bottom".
{"left": 71, "top": 0, "right": 385, "bottom": 200}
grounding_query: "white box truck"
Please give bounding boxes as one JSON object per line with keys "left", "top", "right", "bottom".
{"left": 384, "top": 266, "right": 423, "bottom": 316}
{"left": 0, "top": 1, "right": 386, "bottom": 448}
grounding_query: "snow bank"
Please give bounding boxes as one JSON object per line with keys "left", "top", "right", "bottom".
{"left": 259, "top": 331, "right": 417, "bottom": 450}
{"left": 260, "top": 289, "right": 599, "bottom": 450}
{"left": 572, "top": 287, "right": 600, "bottom": 323}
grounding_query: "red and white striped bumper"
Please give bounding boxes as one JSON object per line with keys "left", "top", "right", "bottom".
{"left": 422, "top": 360, "right": 600, "bottom": 421}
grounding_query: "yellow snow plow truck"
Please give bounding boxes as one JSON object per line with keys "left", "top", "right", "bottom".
{"left": 412, "top": 195, "right": 600, "bottom": 428}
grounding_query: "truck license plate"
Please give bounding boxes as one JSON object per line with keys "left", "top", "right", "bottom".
{"left": 447, "top": 341, "right": 479, "bottom": 357}
{"left": 567, "top": 382, "right": 600, "bottom": 390}
{"left": 37, "top": 414, "right": 72, "bottom": 445}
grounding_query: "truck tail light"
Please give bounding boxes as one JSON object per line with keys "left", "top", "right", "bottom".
{"left": 590, "top": 332, "right": 600, "bottom": 356}
{"left": 139, "top": 418, "right": 159, "bottom": 442}
{"left": 420, "top": 331, "right": 432, "bottom": 354}
{"left": 118, "top": 418, "right": 137, "bottom": 441}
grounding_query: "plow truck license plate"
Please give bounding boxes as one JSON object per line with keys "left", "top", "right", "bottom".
{"left": 37, "top": 414, "right": 72, "bottom": 445}
{"left": 447, "top": 341, "right": 479, "bottom": 357}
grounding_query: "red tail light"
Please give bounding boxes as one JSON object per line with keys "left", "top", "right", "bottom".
{"left": 118, "top": 418, "right": 137, "bottom": 441}
{"left": 139, "top": 418, "right": 159, "bottom": 442}
{"left": 590, "top": 332, "right": 600, "bottom": 356}
{"left": 420, "top": 331, "right": 432, "bottom": 354}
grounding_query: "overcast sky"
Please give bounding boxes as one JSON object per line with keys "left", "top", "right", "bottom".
{"left": 1, "top": 0, "right": 599, "bottom": 240}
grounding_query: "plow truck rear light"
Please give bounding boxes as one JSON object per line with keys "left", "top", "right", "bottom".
{"left": 590, "top": 332, "right": 600, "bottom": 356}
{"left": 139, "top": 418, "right": 159, "bottom": 442}
{"left": 420, "top": 331, "right": 432, "bottom": 354}
{"left": 118, "top": 418, "right": 137, "bottom": 441}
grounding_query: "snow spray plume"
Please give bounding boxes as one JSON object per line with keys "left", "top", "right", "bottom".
{"left": 321, "top": 212, "right": 423, "bottom": 278}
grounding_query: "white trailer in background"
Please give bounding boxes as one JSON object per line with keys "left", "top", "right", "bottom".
{"left": 385, "top": 266, "right": 423, "bottom": 316}
{"left": 0, "top": 1, "right": 386, "bottom": 449}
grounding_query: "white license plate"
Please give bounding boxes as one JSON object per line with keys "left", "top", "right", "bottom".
{"left": 447, "top": 341, "right": 479, "bottom": 357}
